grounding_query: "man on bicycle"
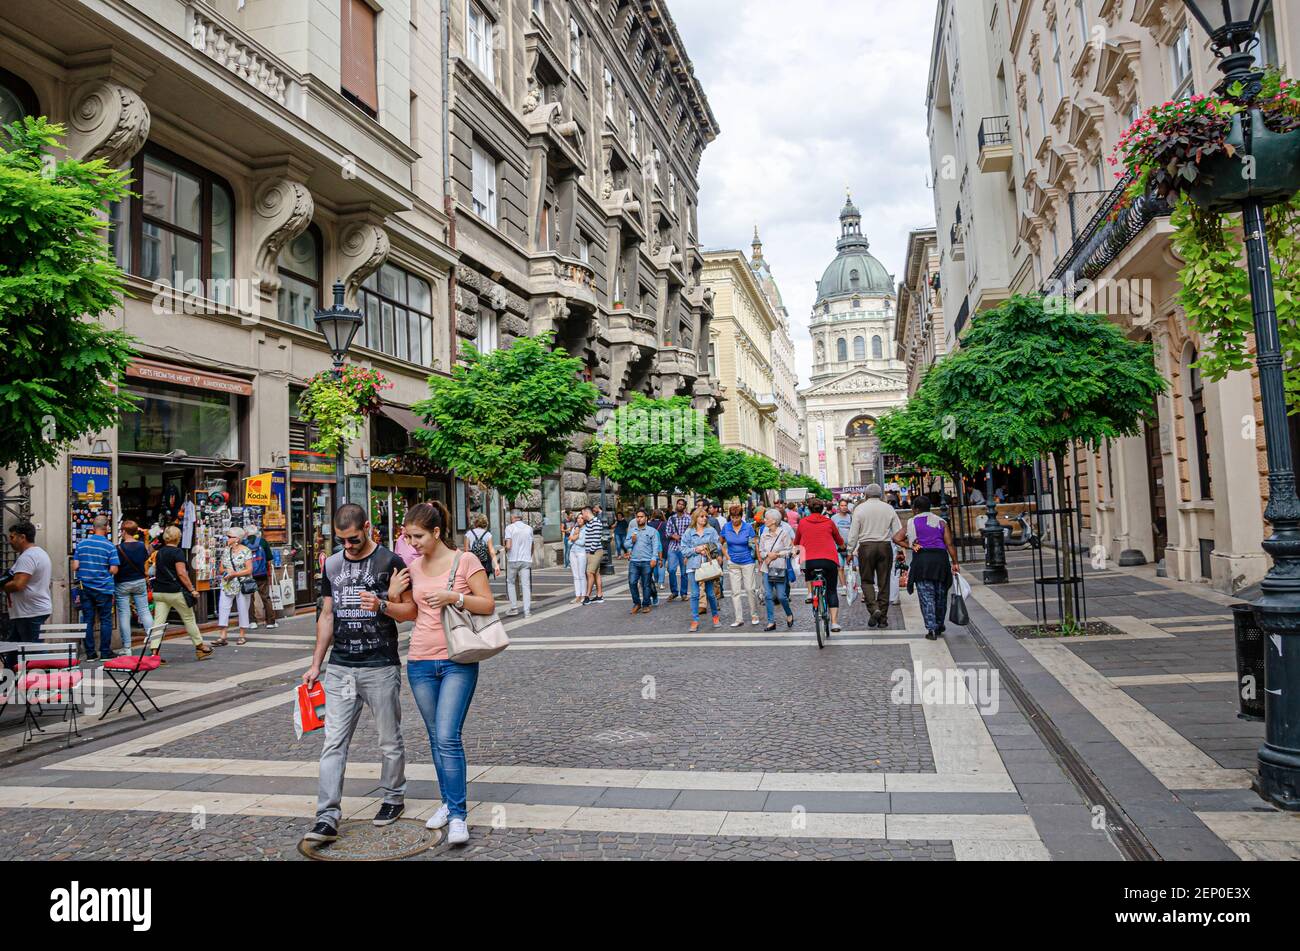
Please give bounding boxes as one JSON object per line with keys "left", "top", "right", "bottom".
{"left": 794, "top": 498, "right": 847, "bottom": 633}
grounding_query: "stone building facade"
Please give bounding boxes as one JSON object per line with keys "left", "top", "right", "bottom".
{"left": 921, "top": 0, "right": 1297, "bottom": 594}
{"left": 798, "top": 196, "right": 909, "bottom": 490}
{"left": 701, "top": 249, "right": 777, "bottom": 462}
{"left": 895, "top": 227, "right": 943, "bottom": 397}
{"left": 446, "top": 0, "right": 722, "bottom": 556}
{"left": 0, "top": 0, "right": 458, "bottom": 619}
{"left": 749, "top": 228, "right": 804, "bottom": 474}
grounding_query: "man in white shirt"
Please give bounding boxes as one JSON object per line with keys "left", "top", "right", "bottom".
{"left": 502, "top": 511, "right": 535, "bottom": 618}
{"left": 4, "top": 520, "right": 52, "bottom": 644}
{"left": 845, "top": 485, "right": 902, "bottom": 628}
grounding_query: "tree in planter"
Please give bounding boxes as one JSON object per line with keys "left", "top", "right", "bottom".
{"left": 413, "top": 333, "right": 599, "bottom": 505}
{"left": 928, "top": 295, "right": 1166, "bottom": 628}
{"left": 0, "top": 116, "right": 138, "bottom": 476}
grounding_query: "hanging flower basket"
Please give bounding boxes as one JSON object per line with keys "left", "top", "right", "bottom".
{"left": 1185, "top": 111, "right": 1300, "bottom": 213}
{"left": 1111, "top": 70, "right": 1300, "bottom": 213}
{"left": 297, "top": 365, "right": 393, "bottom": 456}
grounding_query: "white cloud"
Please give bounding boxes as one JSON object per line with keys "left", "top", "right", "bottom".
{"left": 672, "top": 0, "right": 937, "bottom": 387}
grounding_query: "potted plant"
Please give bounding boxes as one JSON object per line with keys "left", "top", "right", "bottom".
{"left": 613, "top": 299, "right": 625, "bottom": 311}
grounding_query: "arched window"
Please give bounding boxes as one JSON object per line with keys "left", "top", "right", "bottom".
{"left": 836, "top": 338, "right": 847, "bottom": 362}
{"left": 872, "top": 335, "right": 883, "bottom": 359}
{"left": 853, "top": 336, "right": 865, "bottom": 360}
{"left": 1184, "top": 345, "right": 1213, "bottom": 500}
{"left": 0, "top": 68, "right": 38, "bottom": 130}
{"left": 851, "top": 296, "right": 861, "bottom": 309}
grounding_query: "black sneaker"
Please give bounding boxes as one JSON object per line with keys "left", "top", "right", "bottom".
{"left": 593, "top": 596, "right": 605, "bottom": 604}
{"left": 582, "top": 597, "right": 591, "bottom": 605}
{"left": 867, "top": 617, "right": 879, "bottom": 629}
{"left": 373, "top": 802, "right": 405, "bottom": 826}
{"left": 303, "top": 820, "right": 339, "bottom": 843}
{"left": 84, "top": 652, "right": 99, "bottom": 662}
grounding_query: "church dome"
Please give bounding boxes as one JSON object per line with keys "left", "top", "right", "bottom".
{"left": 815, "top": 193, "right": 894, "bottom": 302}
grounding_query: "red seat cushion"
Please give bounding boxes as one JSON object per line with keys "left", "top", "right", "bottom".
{"left": 103, "top": 655, "right": 162, "bottom": 672}
{"left": 25, "top": 658, "right": 78, "bottom": 670}
{"left": 20, "top": 670, "right": 84, "bottom": 691}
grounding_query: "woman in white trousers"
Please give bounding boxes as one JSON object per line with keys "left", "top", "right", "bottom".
{"left": 214, "top": 527, "right": 253, "bottom": 646}
{"left": 568, "top": 517, "right": 588, "bottom": 602}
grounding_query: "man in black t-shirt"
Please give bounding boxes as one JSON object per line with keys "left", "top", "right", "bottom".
{"left": 301, "top": 504, "right": 412, "bottom": 846}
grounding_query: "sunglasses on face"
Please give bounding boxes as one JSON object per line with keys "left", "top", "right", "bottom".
{"left": 336, "top": 533, "right": 367, "bottom": 547}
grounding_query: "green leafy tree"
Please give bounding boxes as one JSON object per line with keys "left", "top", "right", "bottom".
{"left": 928, "top": 294, "right": 1166, "bottom": 624}
{"left": 412, "top": 333, "right": 598, "bottom": 504}
{"left": 746, "top": 454, "right": 782, "bottom": 493}
{"left": 589, "top": 394, "right": 711, "bottom": 498}
{"left": 0, "top": 116, "right": 138, "bottom": 475}
{"left": 704, "top": 448, "right": 757, "bottom": 503}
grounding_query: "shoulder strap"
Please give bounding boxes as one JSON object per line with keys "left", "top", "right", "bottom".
{"left": 446, "top": 551, "right": 463, "bottom": 590}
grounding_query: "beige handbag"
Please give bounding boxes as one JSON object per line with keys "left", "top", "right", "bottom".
{"left": 440, "top": 552, "right": 510, "bottom": 663}
{"left": 692, "top": 542, "right": 723, "bottom": 582}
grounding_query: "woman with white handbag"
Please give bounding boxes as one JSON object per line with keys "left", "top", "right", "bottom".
{"left": 385, "top": 501, "right": 499, "bottom": 847}
{"left": 680, "top": 508, "right": 722, "bottom": 632}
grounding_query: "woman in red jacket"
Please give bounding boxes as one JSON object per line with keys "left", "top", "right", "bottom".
{"left": 794, "top": 498, "right": 846, "bottom": 632}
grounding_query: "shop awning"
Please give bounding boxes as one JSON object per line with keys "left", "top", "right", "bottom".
{"left": 378, "top": 403, "right": 429, "bottom": 435}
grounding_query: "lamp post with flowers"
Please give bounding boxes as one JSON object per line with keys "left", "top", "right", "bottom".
{"left": 1175, "top": 0, "right": 1300, "bottom": 810}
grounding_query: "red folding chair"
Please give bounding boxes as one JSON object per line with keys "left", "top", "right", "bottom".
{"left": 15, "top": 642, "right": 82, "bottom": 747}
{"left": 99, "top": 623, "right": 166, "bottom": 722}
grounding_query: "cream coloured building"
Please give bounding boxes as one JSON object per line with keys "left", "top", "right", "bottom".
{"left": 923, "top": 0, "right": 1297, "bottom": 594}
{"left": 702, "top": 249, "right": 779, "bottom": 461}
{"left": 749, "top": 228, "right": 803, "bottom": 474}
{"left": 798, "top": 196, "right": 909, "bottom": 489}
{"left": 895, "top": 227, "right": 943, "bottom": 397}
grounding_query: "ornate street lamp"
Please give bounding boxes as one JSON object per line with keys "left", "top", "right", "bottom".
{"left": 1182, "top": 0, "right": 1300, "bottom": 810}
{"left": 314, "top": 281, "right": 364, "bottom": 509}
{"left": 982, "top": 464, "right": 1008, "bottom": 584}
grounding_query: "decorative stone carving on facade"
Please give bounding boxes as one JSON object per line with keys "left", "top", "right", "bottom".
{"left": 805, "top": 369, "right": 908, "bottom": 398}
{"left": 66, "top": 81, "right": 150, "bottom": 167}
{"left": 251, "top": 177, "right": 314, "bottom": 296}
{"left": 338, "top": 220, "right": 390, "bottom": 306}
{"left": 456, "top": 265, "right": 527, "bottom": 316}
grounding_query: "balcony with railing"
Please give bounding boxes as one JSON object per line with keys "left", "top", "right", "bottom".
{"left": 950, "top": 220, "right": 965, "bottom": 262}
{"left": 977, "top": 115, "right": 1013, "bottom": 173}
{"left": 1043, "top": 173, "right": 1172, "bottom": 297}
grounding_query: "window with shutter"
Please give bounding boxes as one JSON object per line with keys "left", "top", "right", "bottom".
{"left": 471, "top": 143, "right": 498, "bottom": 226}
{"left": 341, "top": 0, "right": 379, "bottom": 116}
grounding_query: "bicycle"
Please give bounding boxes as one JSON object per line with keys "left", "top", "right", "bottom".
{"left": 809, "top": 567, "right": 831, "bottom": 649}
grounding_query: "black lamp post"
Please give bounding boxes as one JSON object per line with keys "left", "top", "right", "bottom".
{"left": 982, "top": 464, "right": 1008, "bottom": 584}
{"left": 1182, "top": 0, "right": 1300, "bottom": 810}
{"left": 595, "top": 396, "right": 617, "bottom": 575}
{"left": 313, "top": 281, "right": 364, "bottom": 511}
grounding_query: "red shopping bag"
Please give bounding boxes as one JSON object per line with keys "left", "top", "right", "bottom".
{"left": 293, "top": 681, "right": 326, "bottom": 739}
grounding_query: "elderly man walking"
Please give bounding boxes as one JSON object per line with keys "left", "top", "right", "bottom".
{"left": 846, "top": 485, "right": 901, "bottom": 629}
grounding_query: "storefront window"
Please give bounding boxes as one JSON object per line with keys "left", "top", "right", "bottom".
{"left": 120, "top": 383, "right": 238, "bottom": 459}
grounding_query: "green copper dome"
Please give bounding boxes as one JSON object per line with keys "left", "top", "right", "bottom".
{"left": 816, "top": 193, "right": 894, "bottom": 302}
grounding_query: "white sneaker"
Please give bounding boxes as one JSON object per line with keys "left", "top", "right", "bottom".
{"left": 447, "top": 817, "right": 469, "bottom": 845}
{"left": 425, "top": 804, "right": 450, "bottom": 830}
{"left": 247, "top": 623, "right": 259, "bottom": 630}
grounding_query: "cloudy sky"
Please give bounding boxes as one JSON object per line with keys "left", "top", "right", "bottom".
{"left": 671, "top": 0, "right": 938, "bottom": 387}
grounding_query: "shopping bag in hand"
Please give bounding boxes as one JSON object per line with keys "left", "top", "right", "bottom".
{"left": 948, "top": 590, "right": 971, "bottom": 627}
{"left": 293, "top": 681, "right": 326, "bottom": 739}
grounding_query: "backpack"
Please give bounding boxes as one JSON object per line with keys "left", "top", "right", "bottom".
{"left": 250, "top": 540, "right": 268, "bottom": 577}
{"left": 469, "top": 529, "right": 493, "bottom": 574}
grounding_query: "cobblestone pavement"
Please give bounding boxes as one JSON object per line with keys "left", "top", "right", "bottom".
{"left": 0, "top": 808, "right": 954, "bottom": 861}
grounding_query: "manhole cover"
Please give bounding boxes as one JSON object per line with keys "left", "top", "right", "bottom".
{"left": 298, "top": 819, "right": 442, "bottom": 861}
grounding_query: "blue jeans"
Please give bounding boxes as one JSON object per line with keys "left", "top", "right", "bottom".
{"left": 763, "top": 573, "right": 792, "bottom": 624}
{"left": 407, "top": 659, "right": 479, "bottom": 820}
{"left": 689, "top": 573, "right": 718, "bottom": 622}
{"left": 563, "top": 535, "right": 571, "bottom": 567}
{"left": 666, "top": 548, "right": 688, "bottom": 596}
{"left": 115, "top": 578, "right": 153, "bottom": 650}
{"left": 80, "top": 588, "right": 115, "bottom": 654}
{"left": 629, "top": 561, "right": 655, "bottom": 607}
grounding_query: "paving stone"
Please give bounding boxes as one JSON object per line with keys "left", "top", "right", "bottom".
{"left": 1013, "top": 783, "right": 1085, "bottom": 805}
{"left": 760, "top": 791, "right": 890, "bottom": 814}
{"left": 887, "top": 793, "right": 1026, "bottom": 815}
{"left": 592, "top": 787, "right": 680, "bottom": 809}
{"left": 671, "top": 789, "right": 770, "bottom": 812}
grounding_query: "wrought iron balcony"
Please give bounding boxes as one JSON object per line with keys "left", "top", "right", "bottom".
{"left": 977, "top": 116, "right": 1013, "bottom": 173}
{"left": 1043, "top": 173, "right": 1172, "bottom": 297}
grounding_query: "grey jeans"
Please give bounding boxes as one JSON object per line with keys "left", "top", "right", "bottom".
{"left": 506, "top": 561, "right": 531, "bottom": 614}
{"left": 316, "top": 664, "right": 406, "bottom": 826}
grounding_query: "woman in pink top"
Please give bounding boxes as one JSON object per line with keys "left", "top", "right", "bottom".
{"left": 386, "top": 501, "right": 495, "bottom": 846}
